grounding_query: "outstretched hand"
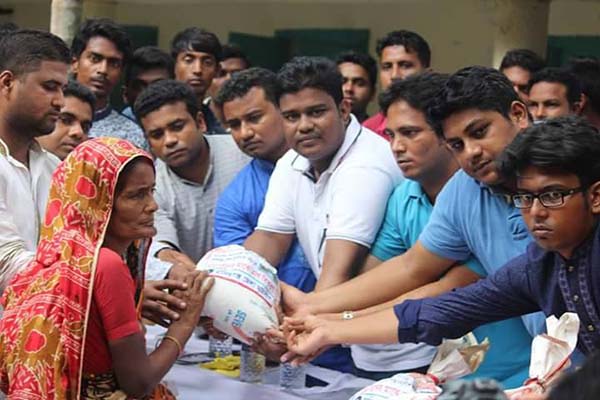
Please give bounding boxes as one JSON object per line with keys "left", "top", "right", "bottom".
{"left": 250, "top": 327, "right": 288, "bottom": 361}
{"left": 280, "top": 282, "right": 312, "bottom": 317}
{"left": 280, "top": 315, "right": 333, "bottom": 366}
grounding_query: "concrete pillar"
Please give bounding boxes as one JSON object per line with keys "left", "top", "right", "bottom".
{"left": 50, "top": 0, "right": 82, "bottom": 45}
{"left": 488, "top": 0, "right": 551, "bottom": 67}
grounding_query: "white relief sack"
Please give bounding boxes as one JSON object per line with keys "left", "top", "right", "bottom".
{"left": 349, "top": 333, "right": 489, "bottom": 400}
{"left": 505, "top": 313, "right": 580, "bottom": 399}
{"left": 197, "top": 245, "right": 281, "bottom": 344}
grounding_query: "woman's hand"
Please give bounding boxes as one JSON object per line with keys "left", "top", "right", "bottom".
{"left": 173, "top": 271, "right": 214, "bottom": 329}
{"left": 142, "top": 279, "right": 189, "bottom": 327}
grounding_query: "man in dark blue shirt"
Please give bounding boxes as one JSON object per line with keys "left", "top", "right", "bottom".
{"left": 283, "top": 116, "right": 600, "bottom": 361}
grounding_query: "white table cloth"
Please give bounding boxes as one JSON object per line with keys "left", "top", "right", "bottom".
{"left": 145, "top": 325, "right": 374, "bottom": 400}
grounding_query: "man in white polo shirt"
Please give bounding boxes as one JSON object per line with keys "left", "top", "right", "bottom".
{"left": 244, "top": 57, "right": 403, "bottom": 373}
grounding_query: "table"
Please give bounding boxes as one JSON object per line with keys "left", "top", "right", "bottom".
{"left": 146, "top": 325, "right": 374, "bottom": 400}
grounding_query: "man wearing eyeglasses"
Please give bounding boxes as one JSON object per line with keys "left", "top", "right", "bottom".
{"left": 284, "top": 116, "right": 600, "bottom": 363}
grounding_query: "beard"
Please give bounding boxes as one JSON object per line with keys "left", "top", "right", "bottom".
{"left": 7, "top": 110, "right": 58, "bottom": 139}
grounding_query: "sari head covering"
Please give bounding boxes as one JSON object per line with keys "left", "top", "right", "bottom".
{"left": 0, "top": 137, "right": 153, "bottom": 399}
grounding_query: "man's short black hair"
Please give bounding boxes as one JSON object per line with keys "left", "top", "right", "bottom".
{"left": 134, "top": 79, "right": 198, "bottom": 122}
{"left": 335, "top": 51, "right": 377, "bottom": 90}
{"left": 528, "top": 67, "right": 582, "bottom": 106}
{"left": 499, "top": 48, "right": 546, "bottom": 73}
{"left": 124, "top": 46, "right": 174, "bottom": 86}
{"left": 379, "top": 72, "right": 448, "bottom": 138}
{"left": 71, "top": 18, "right": 132, "bottom": 63}
{"left": 375, "top": 30, "right": 431, "bottom": 68}
{"left": 499, "top": 116, "right": 600, "bottom": 188}
{"left": 431, "top": 66, "right": 521, "bottom": 137}
{"left": 170, "top": 27, "right": 222, "bottom": 61}
{"left": 0, "top": 29, "right": 70, "bottom": 78}
{"left": 64, "top": 79, "right": 96, "bottom": 114}
{"left": 0, "top": 22, "right": 18, "bottom": 37}
{"left": 221, "top": 44, "right": 250, "bottom": 68}
{"left": 213, "top": 67, "right": 278, "bottom": 110}
{"left": 567, "top": 58, "right": 600, "bottom": 115}
{"left": 276, "top": 56, "right": 343, "bottom": 106}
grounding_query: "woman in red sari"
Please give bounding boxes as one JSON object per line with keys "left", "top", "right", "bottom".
{"left": 0, "top": 137, "right": 212, "bottom": 399}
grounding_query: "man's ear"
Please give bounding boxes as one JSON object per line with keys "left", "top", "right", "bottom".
{"left": 339, "top": 98, "right": 352, "bottom": 122}
{"left": 573, "top": 93, "right": 587, "bottom": 116}
{"left": 71, "top": 56, "right": 79, "bottom": 76}
{"left": 509, "top": 100, "right": 530, "bottom": 131}
{"left": 195, "top": 110, "right": 207, "bottom": 133}
{"left": 588, "top": 180, "right": 600, "bottom": 214}
{"left": 0, "top": 70, "right": 14, "bottom": 96}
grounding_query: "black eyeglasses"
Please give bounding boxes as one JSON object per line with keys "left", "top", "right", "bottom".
{"left": 512, "top": 187, "right": 586, "bottom": 209}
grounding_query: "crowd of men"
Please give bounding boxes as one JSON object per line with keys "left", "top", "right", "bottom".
{"left": 1, "top": 16, "right": 600, "bottom": 397}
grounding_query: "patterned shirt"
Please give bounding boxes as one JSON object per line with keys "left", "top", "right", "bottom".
{"left": 90, "top": 106, "right": 149, "bottom": 151}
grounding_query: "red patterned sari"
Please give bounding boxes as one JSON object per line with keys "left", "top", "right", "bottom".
{"left": 0, "top": 138, "right": 165, "bottom": 399}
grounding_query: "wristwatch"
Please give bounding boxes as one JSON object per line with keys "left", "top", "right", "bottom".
{"left": 342, "top": 310, "right": 355, "bottom": 320}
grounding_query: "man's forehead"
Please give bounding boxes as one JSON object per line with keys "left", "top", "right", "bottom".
{"left": 443, "top": 109, "right": 490, "bottom": 134}
{"left": 516, "top": 167, "right": 579, "bottom": 186}
{"left": 381, "top": 45, "right": 418, "bottom": 61}
{"left": 143, "top": 101, "right": 189, "bottom": 123}
{"left": 136, "top": 68, "right": 170, "bottom": 82}
{"left": 223, "top": 87, "right": 270, "bottom": 116}
{"left": 26, "top": 60, "right": 68, "bottom": 81}
{"left": 179, "top": 48, "right": 216, "bottom": 59}
{"left": 63, "top": 95, "right": 93, "bottom": 115}
{"left": 84, "top": 36, "right": 124, "bottom": 58}
{"left": 530, "top": 81, "right": 568, "bottom": 95}
{"left": 338, "top": 62, "right": 368, "bottom": 76}
{"left": 279, "top": 88, "right": 333, "bottom": 109}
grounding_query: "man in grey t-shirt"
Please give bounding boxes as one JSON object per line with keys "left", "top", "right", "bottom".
{"left": 134, "top": 79, "right": 249, "bottom": 280}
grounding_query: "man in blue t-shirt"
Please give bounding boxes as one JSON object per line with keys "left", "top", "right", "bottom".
{"left": 212, "top": 67, "right": 351, "bottom": 373}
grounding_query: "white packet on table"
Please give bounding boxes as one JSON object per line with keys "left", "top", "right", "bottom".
{"left": 505, "top": 313, "right": 580, "bottom": 399}
{"left": 349, "top": 333, "right": 489, "bottom": 400}
{"left": 197, "top": 245, "right": 281, "bottom": 344}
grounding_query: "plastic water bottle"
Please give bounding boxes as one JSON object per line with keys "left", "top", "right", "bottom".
{"left": 208, "top": 335, "right": 233, "bottom": 358}
{"left": 240, "top": 344, "right": 266, "bottom": 383}
{"left": 279, "top": 362, "right": 306, "bottom": 390}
